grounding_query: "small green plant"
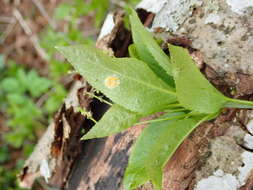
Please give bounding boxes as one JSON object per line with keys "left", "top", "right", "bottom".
{"left": 0, "top": 61, "right": 60, "bottom": 148}
{"left": 57, "top": 9, "right": 253, "bottom": 190}
{"left": 0, "top": 60, "right": 63, "bottom": 189}
{"left": 39, "top": 0, "right": 107, "bottom": 113}
{"left": 0, "top": 62, "right": 51, "bottom": 147}
{"left": 54, "top": 0, "right": 109, "bottom": 27}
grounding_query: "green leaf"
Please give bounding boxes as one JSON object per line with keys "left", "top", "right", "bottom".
{"left": 126, "top": 0, "right": 140, "bottom": 6}
{"left": 49, "top": 59, "right": 70, "bottom": 79}
{"left": 7, "top": 93, "right": 27, "bottom": 105}
{"left": 128, "top": 44, "right": 139, "bottom": 59}
{"left": 54, "top": 3, "right": 72, "bottom": 19}
{"left": 4, "top": 131, "right": 26, "bottom": 148}
{"left": 26, "top": 70, "right": 52, "bottom": 98}
{"left": 90, "top": 0, "right": 109, "bottom": 26}
{"left": 124, "top": 113, "right": 206, "bottom": 190}
{"left": 82, "top": 104, "right": 141, "bottom": 140}
{"left": 1, "top": 78, "right": 22, "bottom": 93}
{"left": 57, "top": 45, "right": 177, "bottom": 114}
{"left": 0, "top": 145, "right": 9, "bottom": 163}
{"left": 129, "top": 9, "right": 174, "bottom": 86}
{"left": 44, "top": 84, "right": 66, "bottom": 114}
{"left": 16, "top": 68, "right": 30, "bottom": 90}
{"left": 169, "top": 44, "right": 227, "bottom": 114}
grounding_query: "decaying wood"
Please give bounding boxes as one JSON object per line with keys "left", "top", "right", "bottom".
{"left": 20, "top": 1, "right": 253, "bottom": 190}
{"left": 19, "top": 80, "right": 91, "bottom": 188}
{"left": 65, "top": 123, "right": 144, "bottom": 190}
{"left": 19, "top": 11, "right": 128, "bottom": 189}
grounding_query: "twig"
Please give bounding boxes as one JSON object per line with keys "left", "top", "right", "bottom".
{"left": 0, "top": 16, "right": 15, "bottom": 24}
{"left": 0, "top": 20, "right": 17, "bottom": 44}
{"left": 12, "top": 8, "right": 49, "bottom": 61}
{"left": 31, "top": 0, "right": 57, "bottom": 29}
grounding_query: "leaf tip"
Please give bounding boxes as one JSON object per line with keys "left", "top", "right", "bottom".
{"left": 80, "top": 135, "right": 89, "bottom": 141}
{"left": 81, "top": 133, "right": 97, "bottom": 140}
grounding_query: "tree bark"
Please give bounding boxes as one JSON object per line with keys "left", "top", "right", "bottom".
{"left": 19, "top": 0, "right": 253, "bottom": 190}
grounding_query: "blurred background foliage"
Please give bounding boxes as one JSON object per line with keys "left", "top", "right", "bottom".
{"left": 0, "top": 0, "right": 139, "bottom": 189}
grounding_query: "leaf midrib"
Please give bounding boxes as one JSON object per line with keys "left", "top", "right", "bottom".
{"left": 81, "top": 60, "right": 176, "bottom": 96}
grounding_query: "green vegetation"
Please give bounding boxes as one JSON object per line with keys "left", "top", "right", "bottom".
{"left": 1, "top": 0, "right": 141, "bottom": 188}
{"left": 58, "top": 9, "right": 253, "bottom": 190}
{"left": 54, "top": 0, "right": 109, "bottom": 26}
{"left": 0, "top": 62, "right": 52, "bottom": 147}
{"left": 0, "top": 60, "right": 47, "bottom": 189}
{"left": 0, "top": 0, "right": 122, "bottom": 188}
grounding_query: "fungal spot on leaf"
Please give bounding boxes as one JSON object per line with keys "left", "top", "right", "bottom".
{"left": 104, "top": 76, "right": 120, "bottom": 88}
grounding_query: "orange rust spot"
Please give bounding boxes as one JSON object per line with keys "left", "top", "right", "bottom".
{"left": 104, "top": 76, "right": 120, "bottom": 88}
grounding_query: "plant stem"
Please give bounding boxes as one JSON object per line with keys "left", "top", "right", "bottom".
{"left": 86, "top": 92, "right": 112, "bottom": 106}
{"left": 165, "top": 103, "right": 182, "bottom": 109}
{"left": 135, "top": 113, "right": 189, "bottom": 126}
{"left": 88, "top": 116, "right": 97, "bottom": 124}
{"left": 77, "top": 107, "right": 97, "bottom": 124}
{"left": 164, "top": 108, "right": 188, "bottom": 113}
{"left": 225, "top": 97, "right": 253, "bottom": 109}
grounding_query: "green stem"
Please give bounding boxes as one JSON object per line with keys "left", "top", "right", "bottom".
{"left": 164, "top": 108, "right": 188, "bottom": 113}
{"left": 135, "top": 113, "right": 189, "bottom": 126}
{"left": 165, "top": 103, "right": 182, "bottom": 109}
{"left": 225, "top": 97, "right": 253, "bottom": 109}
{"left": 77, "top": 107, "right": 97, "bottom": 124}
{"left": 86, "top": 92, "right": 112, "bottom": 106}
{"left": 88, "top": 116, "right": 97, "bottom": 124}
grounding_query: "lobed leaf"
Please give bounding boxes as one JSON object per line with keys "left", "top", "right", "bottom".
{"left": 129, "top": 9, "right": 174, "bottom": 86}
{"left": 57, "top": 45, "right": 177, "bottom": 114}
{"left": 26, "top": 70, "right": 52, "bottom": 98}
{"left": 123, "top": 113, "right": 207, "bottom": 190}
{"left": 82, "top": 104, "right": 141, "bottom": 140}
{"left": 169, "top": 44, "right": 227, "bottom": 114}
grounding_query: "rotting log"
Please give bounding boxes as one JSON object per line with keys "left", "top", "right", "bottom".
{"left": 19, "top": 0, "right": 253, "bottom": 189}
